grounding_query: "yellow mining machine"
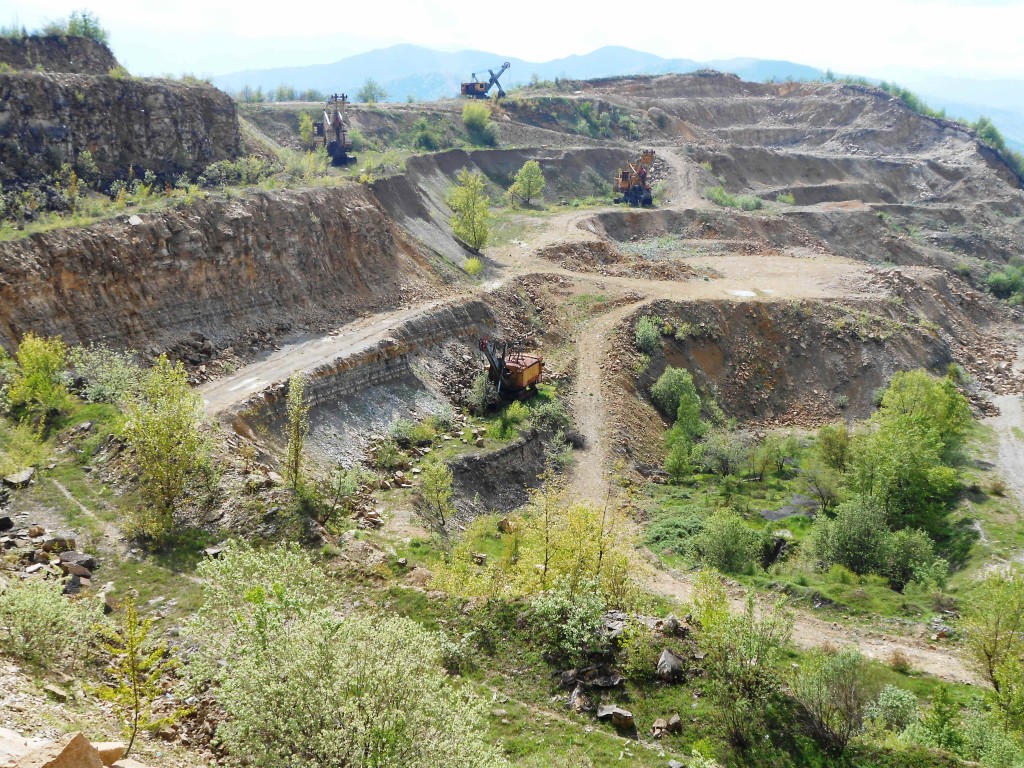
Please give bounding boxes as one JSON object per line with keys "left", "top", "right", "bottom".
{"left": 614, "top": 149, "right": 655, "bottom": 206}
{"left": 313, "top": 93, "right": 356, "bottom": 166}
{"left": 461, "top": 62, "right": 511, "bottom": 99}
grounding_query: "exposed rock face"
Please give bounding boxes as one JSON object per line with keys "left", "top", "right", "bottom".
{"left": 0, "top": 36, "right": 118, "bottom": 75}
{"left": 0, "top": 72, "right": 240, "bottom": 183}
{"left": 450, "top": 428, "right": 549, "bottom": 517}
{"left": 0, "top": 184, "right": 440, "bottom": 354}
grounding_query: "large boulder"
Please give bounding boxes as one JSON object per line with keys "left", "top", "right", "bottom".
{"left": 2, "top": 469, "right": 34, "bottom": 489}
{"left": 596, "top": 704, "right": 634, "bottom": 730}
{"left": 14, "top": 732, "right": 103, "bottom": 768}
{"left": 656, "top": 648, "right": 686, "bottom": 681}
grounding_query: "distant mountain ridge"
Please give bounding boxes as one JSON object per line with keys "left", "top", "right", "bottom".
{"left": 211, "top": 44, "right": 824, "bottom": 100}
{"left": 211, "top": 44, "right": 1024, "bottom": 149}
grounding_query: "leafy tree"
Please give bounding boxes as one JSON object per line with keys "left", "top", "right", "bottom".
{"left": 664, "top": 426, "right": 694, "bottom": 480}
{"left": 96, "top": 597, "right": 181, "bottom": 755}
{"left": 884, "top": 527, "right": 944, "bottom": 591}
{"left": 811, "top": 498, "right": 889, "bottom": 575}
{"left": 694, "top": 427, "right": 750, "bottom": 476}
{"left": 284, "top": 372, "right": 309, "bottom": 489}
{"left": 448, "top": 168, "right": 492, "bottom": 250}
{"left": 298, "top": 112, "right": 314, "bottom": 146}
{"left": 691, "top": 571, "right": 792, "bottom": 747}
{"left": 812, "top": 498, "right": 943, "bottom": 590}
{"left": 650, "top": 366, "right": 701, "bottom": 425}
{"left": 961, "top": 567, "right": 1024, "bottom": 725}
{"left": 123, "top": 356, "right": 207, "bottom": 542}
{"left": 6, "top": 333, "right": 71, "bottom": 432}
{"left": 791, "top": 649, "right": 875, "bottom": 751}
{"left": 801, "top": 458, "right": 842, "bottom": 515}
{"left": 510, "top": 160, "right": 545, "bottom": 205}
{"left": 59, "top": 10, "right": 109, "bottom": 44}
{"left": 432, "top": 482, "right": 639, "bottom": 608}
{"left": 273, "top": 84, "right": 297, "bottom": 102}
{"left": 879, "top": 370, "right": 971, "bottom": 460}
{"left": 420, "top": 459, "right": 454, "bottom": 527}
{"left": 357, "top": 77, "right": 387, "bottom": 103}
{"left": 815, "top": 421, "right": 851, "bottom": 471}
{"left": 846, "top": 417, "right": 958, "bottom": 532}
{"left": 212, "top": 610, "right": 505, "bottom": 768}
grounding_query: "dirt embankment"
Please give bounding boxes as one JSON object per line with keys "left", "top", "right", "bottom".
{"left": 604, "top": 270, "right": 1006, "bottom": 464}
{"left": 0, "top": 35, "right": 118, "bottom": 75}
{"left": 0, "top": 184, "right": 443, "bottom": 356}
{"left": 370, "top": 147, "right": 632, "bottom": 264}
{"left": 0, "top": 72, "right": 240, "bottom": 184}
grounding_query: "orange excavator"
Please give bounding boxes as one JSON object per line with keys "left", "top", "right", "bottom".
{"left": 614, "top": 149, "right": 655, "bottom": 206}
{"left": 479, "top": 337, "right": 543, "bottom": 398}
{"left": 461, "top": 62, "right": 511, "bottom": 99}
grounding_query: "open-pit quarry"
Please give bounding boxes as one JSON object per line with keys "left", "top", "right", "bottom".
{"left": 2, "top": 37, "right": 1024, "bottom": 768}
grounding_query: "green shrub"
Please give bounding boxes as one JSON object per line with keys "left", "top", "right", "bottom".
{"left": 865, "top": 685, "right": 919, "bottom": 731}
{"left": 530, "top": 576, "right": 607, "bottom": 666}
{"left": 530, "top": 398, "right": 572, "bottom": 433}
{"left": 467, "top": 371, "right": 498, "bottom": 414}
{"left": 373, "top": 438, "right": 403, "bottom": 470}
{"left": 411, "top": 117, "right": 447, "bottom": 151}
{"left": 390, "top": 418, "right": 436, "bottom": 447}
{"left": 635, "top": 315, "right": 661, "bottom": 354}
{"left": 183, "top": 542, "right": 327, "bottom": 685}
{"left": 618, "top": 618, "right": 659, "bottom": 681}
{"left": 645, "top": 512, "right": 704, "bottom": 555}
{"left": 0, "top": 579, "right": 102, "bottom": 668}
{"left": 6, "top": 332, "right": 71, "bottom": 432}
{"left": 706, "top": 186, "right": 764, "bottom": 210}
{"left": 202, "top": 604, "right": 501, "bottom": 767}
{"left": 463, "top": 257, "right": 483, "bottom": 276}
{"left": 691, "top": 572, "right": 792, "bottom": 747}
{"left": 791, "top": 649, "right": 875, "bottom": 751}
{"left": 462, "top": 102, "right": 497, "bottom": 146}
{"left": 693, "top": 511, "right": 762, "bottom": 574}
{"left": 776, "top": 192, "right": 796, "bottom": 205}
{"left": 959, "top": 706, "right": 1024, "bottom": 768}
{"left": 496, "top": 401, "right": 529, "bottom": 438}
{"left": 69, "top": 343, "right": 143, "bottom": 405}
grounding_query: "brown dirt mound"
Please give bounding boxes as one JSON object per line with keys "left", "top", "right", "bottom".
{"left": 537, "top": 239, "right": 700, "bottom": 281}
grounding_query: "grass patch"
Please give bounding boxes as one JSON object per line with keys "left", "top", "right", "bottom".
{"left": 706, "top": 185, "right": 763, "bottom": 211}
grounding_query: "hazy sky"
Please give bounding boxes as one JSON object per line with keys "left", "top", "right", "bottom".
{"left": 6, "top": 0, "right": 1024, "bottom": 79}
